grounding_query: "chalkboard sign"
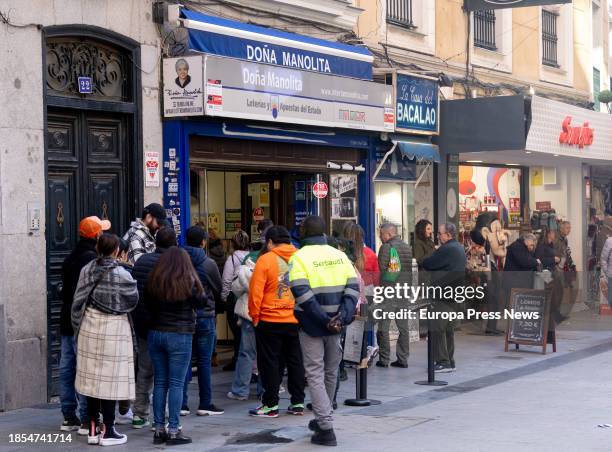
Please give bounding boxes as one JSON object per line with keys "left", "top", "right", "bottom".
{"left": 504, "top": 288, "right": 553, "bottom": 354}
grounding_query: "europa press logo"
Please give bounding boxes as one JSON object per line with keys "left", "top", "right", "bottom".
{"left": 271, "top": 95, "right": 279, "bottom": 119}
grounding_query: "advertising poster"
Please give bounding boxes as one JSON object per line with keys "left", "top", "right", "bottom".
{"left": 144, "top": 151, "right": 160, "bottom": 187}
{"left": 163, "top": 56, "right": 204, "bottom": 117}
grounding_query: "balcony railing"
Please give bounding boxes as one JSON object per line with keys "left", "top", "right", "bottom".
{"left": 387, "top": 0, "right": 415, "bottom": 29}
{"left": 542, "top": 9, "right": 559, "bottom": 67}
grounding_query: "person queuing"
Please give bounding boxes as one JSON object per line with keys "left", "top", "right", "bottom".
{"left": 130, "top": 227, "right": 177, "bottom": 429}
{"left": 376, "top": 223, "right": 413, "bottom": 369}
{"left": 227, "top": 255, "right": 259, "bottom": 401}
{"left": 220, "top": 230, "right": 251, "bottom": 373}
{"left": 123, "top": 203, "right": 167, "bottom": 265}
{"left": 181, "top": 226, "right": 224, "bottom": 417}
{"left": 422, "top": 223, "right": 466, "bottom": 373}
{"left": 503, "top": 233, "right": 540, "bottom": 291}
{"left": 412, "top": 219, "right": 436, "bottom": 268}
{"left": 145, "top": 247, "right": 206, "bottom": 446}
{"left": 289, "top": 216, "right": 359, "bottom": 447}
{"left": 248, "top": 226, "right": 305, "bottom": 418}
{"left": 71, "top": 233, "right": 139, "bottom": 446}
{"left": 59, "top": 216, "right": 110, "bottom": 434}
{"left": 342, "top": 222, "right": 379, "bottom": 300}
{"left": 536, "top": 228, "right": 563, "bottom": 330}
{"left": 554, "top": 221, "right": 577, "bottom": 316}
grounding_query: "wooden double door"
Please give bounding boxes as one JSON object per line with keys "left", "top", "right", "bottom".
{"left": 45, "top": 107, "right": 134, "bottom": 396}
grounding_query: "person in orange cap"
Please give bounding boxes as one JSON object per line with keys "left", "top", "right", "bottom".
{"left": 59, "top": 216, "right": 110, "bottom": 434}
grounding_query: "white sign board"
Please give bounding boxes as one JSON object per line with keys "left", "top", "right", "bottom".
{"left": 163, "top": 56, "right": 204, "bottom": 117}
{"left": 144, "top": 151, "right": 160, "bottom": 187}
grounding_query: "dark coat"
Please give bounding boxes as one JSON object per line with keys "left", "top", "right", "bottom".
{"left": 422, "top": 239, "right": 467, "bottom": 291}
{"left": 535, "top": 241, "right": 557, "bottom": 271}
{"left": 378, "top": 236, "right": 413, "bottom": 285}
{"left": 183, "top": 245, "right": 222, "bottom": 318}
{"left": 503, "top": 238, "right": 539, "bottom": 290}
{"left": 208, "top": 238, "right": 227, "bottom": 276}
{"left": 60, "top": 238, "right": 98, "bottom": 336}
{"left": 412, "top": 237, "right": 436, "bottom": 267}
{"left": 131, "top": 247, "right": 167, "bottom": 338}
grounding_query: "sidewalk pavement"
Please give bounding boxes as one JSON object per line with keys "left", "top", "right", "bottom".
{"left": 2, "top": 311, "right": 612, "bottom": 451}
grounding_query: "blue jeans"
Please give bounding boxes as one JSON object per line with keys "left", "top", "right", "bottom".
{"left": 148, "top": 330, "right": 192, "bottom": 432}
{"left": 59, "top": 335, "right": 88, "bottom": 421}
{"left": 231, "top": 319, "right": 259, "bottom": 398}
{"left": 182, "top": 317, "right": 216, "bottom": 409}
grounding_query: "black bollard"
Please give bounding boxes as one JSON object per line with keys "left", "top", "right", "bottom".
{"left": 415, "top": 315, "right": 447, "bottom": 386}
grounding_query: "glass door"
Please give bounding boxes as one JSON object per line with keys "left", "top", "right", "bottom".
{"left": 374, "top": 182, "right": 414, "bottom": 252}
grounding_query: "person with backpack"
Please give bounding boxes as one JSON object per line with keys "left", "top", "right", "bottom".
{"left": 71, "top": 233, "right": 139, "bottom": 446}
{"left": 247, "top": 226, "right": 305, "bottom": 418}
{"left": 376, "top": 223, "right": 413, "bottom": 369}
{"left": 180, "top": 226, "right": 224, "bottom": 417}
{"left": 220, "top": 230, "right": 251, "bottom": 372}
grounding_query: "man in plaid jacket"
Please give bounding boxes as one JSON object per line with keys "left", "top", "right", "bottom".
{"left": 123, "top": 203, "right": 167, "bottom": 265}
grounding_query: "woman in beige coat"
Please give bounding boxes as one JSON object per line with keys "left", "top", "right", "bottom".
{"left": 72, "top": 233, "right": 138, "bottom": 446}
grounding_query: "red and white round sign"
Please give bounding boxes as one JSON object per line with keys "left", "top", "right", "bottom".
{"left": 253, "top": 207, "right": 265, "bottom": 222}
{"left": 312, "top": 181, "right": 328, "bottom": 199}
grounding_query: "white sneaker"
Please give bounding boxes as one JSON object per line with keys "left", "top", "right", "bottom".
{"left": 180, "top": 408, "right": 190, "bottom": 416}
{"left": 115, "top": 408, "right": 133, "bottom": 425}
{"left": 99, "top": 426, "right": 127, "bottom": 446}
{"left": 227, "top": 391, "right": 247, "bottom": 401}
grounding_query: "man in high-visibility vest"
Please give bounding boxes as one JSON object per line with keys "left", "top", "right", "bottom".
{"left": 289, "top": 216, "right": 359, "bottom": 447}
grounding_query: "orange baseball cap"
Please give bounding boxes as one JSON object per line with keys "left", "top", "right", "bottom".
{"left": 79, "top": 216, "right": 111, "bottom": 239}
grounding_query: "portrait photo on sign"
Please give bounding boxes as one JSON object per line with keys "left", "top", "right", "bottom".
{"left": 163, "top": 55, "right": 204, "bottom": 117}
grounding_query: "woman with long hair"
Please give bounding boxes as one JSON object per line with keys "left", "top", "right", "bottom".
{"left": 341, "top": 222, "right": 379, "bottom": 291}
{"left": 146, "top": 247, "right": 204, "bottom": 446}
{"left": 72, "top": 233, "right": 139, "bottom": 446}
{"left": 413, "top": 219, "right": 435, "bottom": 268}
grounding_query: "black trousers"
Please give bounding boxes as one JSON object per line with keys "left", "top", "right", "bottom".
{"left": 255, "top": 321, "right": 305, "bottom": 408}
{"left": 226, "top": 295, "right": 241, "bottom": 361}
{"left": 87, "top": 397, "right": 116, "bottom": 427}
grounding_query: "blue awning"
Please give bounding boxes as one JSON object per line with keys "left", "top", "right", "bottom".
{"left": 393, "top": 139, "right": 440, "bottom": 163}
{"left": 180, "top": 8, "right": 373, "bottom": 80}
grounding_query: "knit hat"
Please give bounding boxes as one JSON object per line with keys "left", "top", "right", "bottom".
{"left": 79, "top": 216, "right": 111, "bottom": 239}
{"left": 265, "top": 226, "right": 291, "bottom": 245}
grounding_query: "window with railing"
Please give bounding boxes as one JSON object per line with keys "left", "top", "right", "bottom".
{"left": 542, "top": 9, "right": 559, "bottom": 67}
{"left": 386, "top": 0, "right": 415, "bottom": 29}
{"left": 474, "top": 10, "right": 497, "bottom": 51}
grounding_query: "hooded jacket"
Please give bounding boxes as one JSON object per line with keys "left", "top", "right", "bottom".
{"left": 61, "top": 238, "right": 98, "bottom": 336}
{"left": 289, "top": 236, "right": 359, "bottom": 337}
{"left": 232, "top": 259, "right": 256, "bottom": 321}
{"left": 183, "top": 245, "right": 222, "bottom": 318}
{"left": 248, "top": 244, "right": 298, "bottom": 325}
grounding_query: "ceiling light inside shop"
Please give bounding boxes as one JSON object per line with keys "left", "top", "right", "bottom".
{"left": 465, "top": 160, "right": 483, "bottom": 163}
{"left": 506, "top": 163, "right": 520, "bottom": 166}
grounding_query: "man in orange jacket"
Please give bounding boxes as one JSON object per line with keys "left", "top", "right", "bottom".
{"left": 248, "top": 226, "right": 305, "bottom": 418}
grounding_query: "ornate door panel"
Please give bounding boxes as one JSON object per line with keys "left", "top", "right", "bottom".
{"left": 45, "top": 109, "right": 130, "bottom": 396}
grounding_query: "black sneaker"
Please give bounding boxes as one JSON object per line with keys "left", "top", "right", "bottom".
{"left": 390, "top": 361, "right": 408, "bottom": 368}
{"left": 197, "top": 404, "right": 224, "bottom": 416}
{"left": 60, "top": 417, "right": 81, "bottom": 432}
{"left": 375, "top": 361, "right": 389, "bottom": 368}
{"left": 99, "top": 425, "right": 127, "bottom": 446}
{"left": 434, "top": 363, "right": 453, "bottom": 373}
{"left": 153, "top": 430, "right": 168, "bottom": 445}
{"left": 311, "top": 428, "right": 337, "bottom": 447}
{"left": 308, "top": 419, "right": 322, "bottom": 432}
{"left": 166, "top": 431, "right": 192, "bottom": 445}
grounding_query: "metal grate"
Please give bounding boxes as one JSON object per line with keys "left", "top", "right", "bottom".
{"left": 474, "top": 9, "right": 497, "bottom": 51}
{"left": 387, "top": 0, "right": 415, "bottom": 29}
{"left": 542, "top": 9, "right": 559, "bottom": 67}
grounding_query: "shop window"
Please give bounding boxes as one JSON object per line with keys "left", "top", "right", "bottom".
{"left": 542, "top": 9, "right": 560, "bottom": 67}
{"left": 474, "top": 10, "right": 497, "bottom": 51}
{"left": 386, "top": 0, "right": 415, "bottom": 29}
{"left": 375, "top": 182, "right": 414, "bottom": 252}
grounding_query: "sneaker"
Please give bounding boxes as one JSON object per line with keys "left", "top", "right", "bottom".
{"left": 60, "top": 417, "right": 80, "bottom": 432}
{"left": 115, "top": 408, "right": 133, "bottom": 425}
{"left": 180, "top": 407, "right": 190, "bottom": 416}
{"left": 375, "top": 361, "right": 389, "bottom": 368}
{"left": 308, "top": 419, "right": 322, "bottom": 432}
{"left": 287, "top": 404, "right": 305, "bottom": 415}
{"left": 166, "top": 431, "right": 192, "bottom": 446}
{"left": 87, "top": 420, "right": 100, "bottom": 445}
{"left": 311, "top": 428, "right": 337, "bottom": 447}
{"left": 78, "top": 422, "right": 90, "bottom": 436}
{"left": 197, "top": 404, "right": 224, "bottom": 416}
{"left": 99, "top": 425, "right": 127, "bottom": 446}
{"left": 249, "top": 405, "right": 279, "bottom": 418}
{"left": 278, "top": 384, "right": 286, "bottom": 394}
{"left": 227, "top": 391, "right": 248, "bottom": 401}
{"left": 153, "top": 430, "right": 167, "bottom": 445}
{"left": 390, "top": 361, "right": 408, "bottom": 369}
{"left": 434, "top": 363, "right": 453, "bottom": 373}
{"left": 132, "top": 415, "right": 150, "bottom": 429}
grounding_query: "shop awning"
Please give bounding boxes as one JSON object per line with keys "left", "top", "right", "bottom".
{"left": 393, "top": 138, "right": 440, "bottom": 163}
{"left": 179, "top": 8, "right": 373, "bottom": 79}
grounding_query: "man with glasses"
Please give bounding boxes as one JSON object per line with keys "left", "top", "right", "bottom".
{"left": 422, "top": 223, "right": 466, "bottom": 373}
